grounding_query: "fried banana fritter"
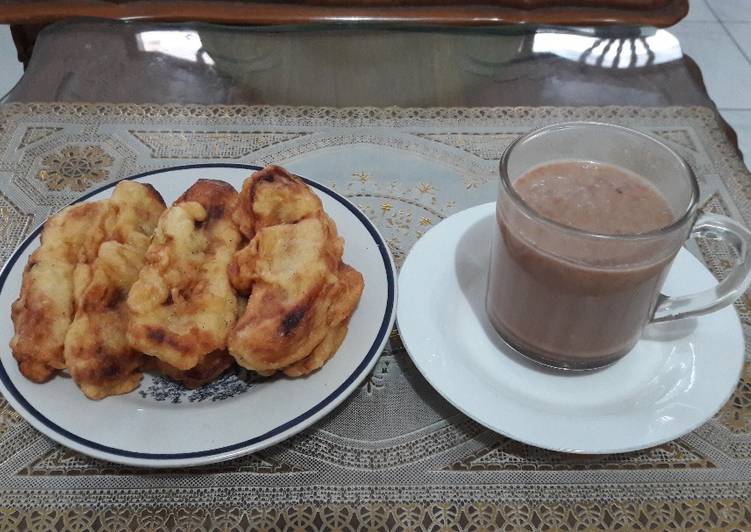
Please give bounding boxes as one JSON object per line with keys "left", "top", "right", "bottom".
{"left": 232, "top": 164, "right": 322, "bottom": 239}
{"left": 127, "top": 179, "right": 241, "bottom": 371}
{"left": 11, "top": 200, "right": 113, "bottom": 383}
{"left": 283, "top": 264, "right": 364, "bottom": 378}
{"left": 228, "top": 215, "right": 342, "bottom": 373}
{"left": 228, "top": 166, "right": 364, "bottom": 377}
{"left": 63, "top": 181, "right": 166, "bottom": 399}
{"left": 13, "top": 165, "right": 363, "bottom": 398}
{"left": 228, "top": 165, "right": 326, "bottom": 294}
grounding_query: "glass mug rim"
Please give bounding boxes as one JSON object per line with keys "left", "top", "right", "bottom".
{"left": 498, "top": 121, "right": 700, "bottom": 242}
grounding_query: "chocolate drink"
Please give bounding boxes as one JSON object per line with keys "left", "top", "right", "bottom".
{"left": 486, "top": 160, "right": 677, "bottom": 368}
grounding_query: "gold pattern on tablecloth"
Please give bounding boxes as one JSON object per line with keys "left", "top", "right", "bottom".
{"left": 18, "top": 126, "right": 63, "bottom": 150}
{"left": 446, "top": 439, "right": 715, "bottom": 471}
{"left": 651, "top": 129, "right": 699, "bottom": 153}
{"left": 717, "top": 364, "right": 751, "bottom": 433}
{"left": 36, "top": 145, "right": 113, "bottom": 191}
{"left": 0, "top": 397, "right": 22, "bottom": 438}
{"left": 1, "top": 500, "right": 751, "bottom": 530}
{"left": 0, "top": 103, "right": 750, "bottom": 530}
{"left": 17, "top": 446, "right": 306, "bottom": 476}
{"left": 0, "top": 193, "right": 32, "bottom": 263}
{"left": 416, "top": 132, "right": 519, "bottom": 160}
{"left": 130, "top": 130, "right": 312, "bottom": 159}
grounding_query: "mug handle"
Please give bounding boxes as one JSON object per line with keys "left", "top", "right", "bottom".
{"left": 652, "top": 213, "right": 751, "bottom": 323}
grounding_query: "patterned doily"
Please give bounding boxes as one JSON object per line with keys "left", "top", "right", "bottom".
{"left": 0, "top": 103, "right": 749, "bottom": 530}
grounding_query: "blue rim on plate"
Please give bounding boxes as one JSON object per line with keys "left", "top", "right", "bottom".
{"left": 0, "top": 163, "right": 396, "bottom": 461}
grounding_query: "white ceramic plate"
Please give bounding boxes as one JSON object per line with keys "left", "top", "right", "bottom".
{"left": 397, "top": 202, "right": 744, "bottom": 454}
{"left": 0, "top": 164, "right": 396, "bottom": 468}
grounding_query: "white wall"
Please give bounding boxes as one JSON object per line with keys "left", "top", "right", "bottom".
{"left": 0, "top": 25, "right": 23, "bottom": 100}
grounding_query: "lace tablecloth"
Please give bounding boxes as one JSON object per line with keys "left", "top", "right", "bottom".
{"left": 0, "top": 103, "right": 749, "bottom": 530}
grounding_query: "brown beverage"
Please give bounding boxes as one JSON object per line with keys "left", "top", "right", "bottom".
{"left": 486, "top": 160, "right": 676, "bottom": 368}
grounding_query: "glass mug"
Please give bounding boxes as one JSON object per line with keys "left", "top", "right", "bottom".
{"left": 486, "top": 122, "right": 751, "bottom": 370}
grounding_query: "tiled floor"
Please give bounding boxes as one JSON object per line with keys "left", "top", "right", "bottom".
{"left": 676, "top": 0, "right": 751, "bottom": 162}
{"left": 670, "top": 20, "right": 751, "bottom": 110}
{"left": 0, "top": 1, "right": 749, "bottom": 164}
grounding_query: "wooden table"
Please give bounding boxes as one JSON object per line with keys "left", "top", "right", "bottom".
{"left": 2, "top": 19, "right": 751, "bottom": 531}
{"left": 0, "top": 0, "right": 688, "bottom": 27}
{"left": 0, "top": 0, "right": 688, "bottom": 68}
{"left": 4, "top": 19, "right": 743, "bottom": 162}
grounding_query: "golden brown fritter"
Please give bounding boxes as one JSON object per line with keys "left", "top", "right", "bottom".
{"left": 63, "top": 243, "right": 147, "bottom": 399}
{"left": 232, "top": 165, "right": 323, "bottom": 239}
{"left": 155, "top": 350, "right": 235, "bottom": 389}
{"left": 63, "top": 181, "right": 166, "bottom": 399}
{"left": 10, "top": 200, "right": 113, "bottom": 383}
{"left": 127, "top": 179, "right": 241, "bottom": 371}
{"left": 13, "top": 166, "right": 363, "bottom": 397}
{"left": 229, "top": 166, "right": 327, "bottom": 295}
{"left": 228, "top": 214, "right": 344, "bottom": 374}
{"left": 228, "top": 165, "right": 364, "bottom": 377}
{"left": 283, "top": 264, "right": 364, "bottom": 377}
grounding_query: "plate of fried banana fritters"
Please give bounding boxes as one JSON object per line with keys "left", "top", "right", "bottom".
{"left": 0, "top": 164, "right": 395, "bottom": 466}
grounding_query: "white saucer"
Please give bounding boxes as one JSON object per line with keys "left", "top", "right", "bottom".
{"left": 397, "top": 202, "right": 745, "bottom": 454}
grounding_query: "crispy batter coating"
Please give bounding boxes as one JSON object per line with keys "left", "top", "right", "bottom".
{"left": 228, "top": 214, "right": 343, "bottom": 373}
{"left": 283, "top": 264, "right": 364, "bottom": 377}
{"left": 229, "top": 166, "right": 326, "bottom": 295}
{"left": 13, "top": 165, "right": 363, "bottom": 397}
{"left": 127, "top": 179, "right": 241, "bottom": 371}
{"left": 228, "top": 166, "right": 364, "bottom": 377}
{"left": 63, "top": 181, "right": 165, "bottom": 399}
{"left": 232, "top": 165, "right": 322, "bottom": 239}
{"left": 11, "top": 199, "right": 113, "bottom": 382}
